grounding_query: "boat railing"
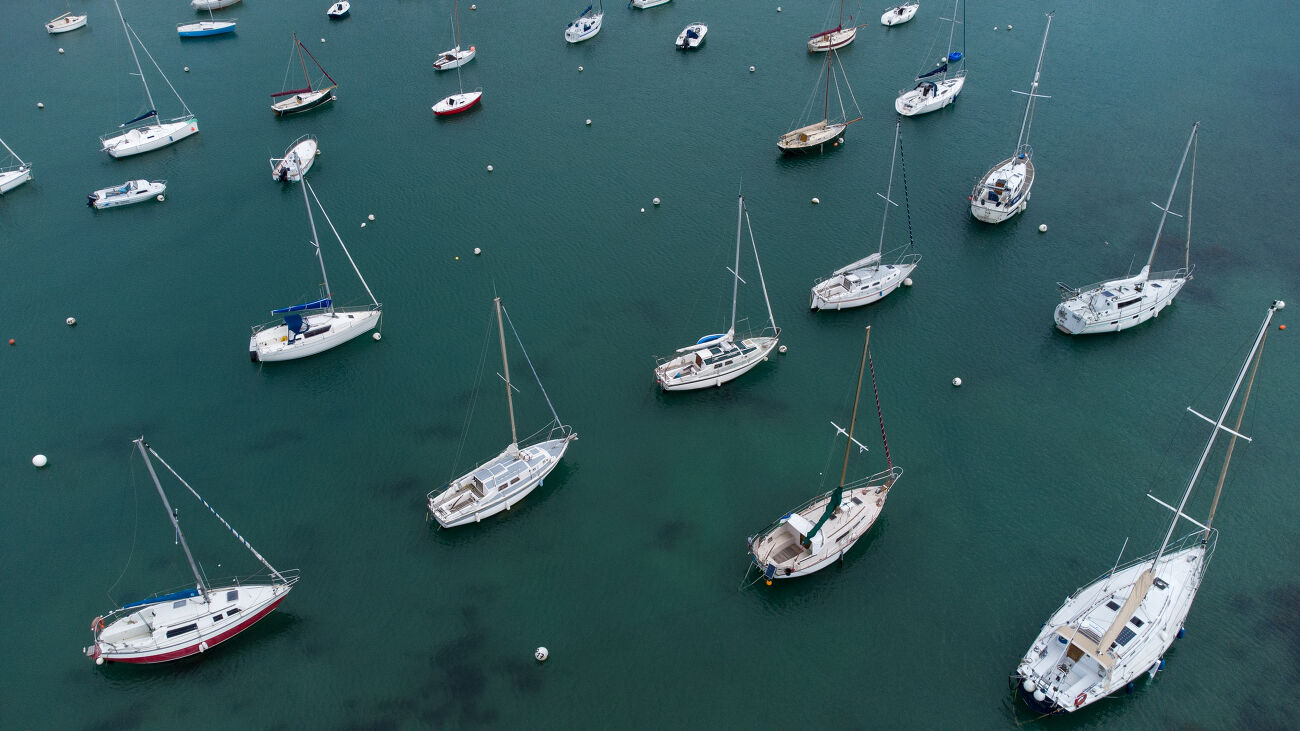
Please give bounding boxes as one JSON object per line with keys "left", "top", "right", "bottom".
{"left": 1066, "top": 529, "right": 1216, "bottom": 602}
{"left": 1, "top": 161, "right": 30, "bottom": 175}
{"left": 747, "top": 465, "right": 903, "bottom": 546}
{"left": 1147, "top": 265, "right": 1193, "bottom": 282}
{"left": 96, "top": 569, "right": 301, "bottom": 627}
{"left": 1059, "top": 266, "right": 1192, "bottom": 302}
{"left": 251, "top": 302, "right": 381, "bottom": 333}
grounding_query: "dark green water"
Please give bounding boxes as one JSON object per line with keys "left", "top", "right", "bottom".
{"left": 2, "top": 0, "right": 1297, "bottom": 727}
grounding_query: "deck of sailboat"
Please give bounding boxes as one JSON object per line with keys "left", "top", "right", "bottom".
{"left": 778, "top": 120, "right": 850, "bottom": 151}
{"left": 428, "top": 436, "right": 571, "bottom": 526}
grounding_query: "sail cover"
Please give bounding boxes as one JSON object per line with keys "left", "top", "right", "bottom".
{"left": 917, "top": 63, "right": 947, "bottom": 80}
{"left": 271, "top": 298, "right": 331, "bottom": 314}
{"left": 123, "top": 587, "right": 200, "bottom": 609}
{"left": 122, "top": 110, "right": 158, "bottom": 127}
{"left": 804, "top": 486, "right": 843, "bottom": 545}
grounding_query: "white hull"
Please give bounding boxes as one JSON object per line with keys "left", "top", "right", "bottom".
{"left": 433, "top": 91, "right": 482, "bottom": 115}
{"left": 250, "top": 308, "right": 380, "bottom": 362}
{"left": 101, "top": 117, "right": 199, "bottom": 158}
{"left": 630, "top": 0, "right": 671, "bottom": 7}
{"left": 271, "top": 136, "right": 318, "bottom": 182}
{"left": 89, "top": 179, "right": 166, "bottom": 209}
{"left": 895, "top": 74, "right": 964, "bottom": 115}
{"left": 1016, "top": 537, "right": 1209, "bottom": 713}
{"left": 811, "top": 257, "right": 919, "bottom": 310}
{"left": 434, "top": 46, "right": 476, "bottom": 70}
{"left": 47, "top": 14, "right": 88, "bottom": 33}
{"left": 191, "top": 0, "right": 240, "bottom": 9}
{"left": 565, "top": 14, "right": 602, "bottom": 43}
{"left": 971, "top": 157, "right": 1033, "bottom": 223}
{"left": 328, "top": 1, "right": 351, "bottom": 18}
{"left": 881, "top": 4, "right": 918, "bottom": 25}
{"left": 655, "top": 333, "right": 779, "bottom": 391}
{"left": 271, "top": 88, "right": 336, "bottom": 116}
{"left": 1055, "top": 274, "right": 1188, "bottom": 335}
{"left": 808, "top": 26, "right": 856, "bottom": 52}
{"left": 676, "top": 23, "right": 707, "bottom": 49}
{"left": 428, "top": 436, "right": 574, "bottom": 527}
{"left": 0, "top": 165, "right": 33, "bottom": 194}
{"left": 178, "top": 20, "right": 237, "bottom": 36}
{"left": 778, "top": 120, "right": 849, "bottom": 151}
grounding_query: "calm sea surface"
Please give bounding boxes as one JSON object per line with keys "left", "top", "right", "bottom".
{"left": 2, "top": 0, "right": 1297, "bottom": 727}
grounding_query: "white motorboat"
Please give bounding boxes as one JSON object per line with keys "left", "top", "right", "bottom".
{"left": 630, "top": 0, "right": 671, "bottom": 8}
{"left": 894, "top": 0, "right": 965, "bottom": 116}
{"left": 434, "top": 1, "right": 476, "bottom": 70}
{"left": 250, "top": 168, "right": 381, "bottom": 362}
{"left": 880, "top": 3, "right": 918, "bottom": 25}
{"left": 84, "top": 437, "right": 298, "bottom": 665}
{"left": 970, "top": 14, "right": 1052, "bottom": 224}
{"left": 676, "top": 23, "right": 707, "bottom": 49}
{"left": 654, "top": 195, "right": 780, "bottom": 391}
{"left": 808, "top": 0, "right": 862, "bottom": 51}
{"left": 327, "top": 1, "right": 351, "bottom": 18}
{"left": 87, "top": 180, "right": 166, "bottom": 209}
{"left": 778, "top": 45, "right": 862, "bottom": 152}
{"left": 427, "top": 297, "right": 577, "bottom": 528}
{"left": 271, "top": 34, "right": 338, "bottom": 115}
{"left": 1014, "top": 300, "right": 1284, "bottom": 714}
{"left": 190, "top": 0, "right": 240, "bottom": 9}
{"left": 47, "top": 11, "right": 88, "bottom": 33}
{"left": 100, "top": 0, "right": 199, "bottom": 158}
{"left": 0, "top": 136, "right": 33, "bottom": 195}
{"left": 270, "top": 134, "right": 319, "bottom": 182}
{"left": 811, "top": 121, "right": 921, "bottom": 310}
{"left": 748, "top": 326, "right": 902, "bottom": 583}
{"left": 565, "top": 2, "right": 603, "bottom": 43}
{"left": 1055, "top": 123, "right": 1198, "bottom": 336}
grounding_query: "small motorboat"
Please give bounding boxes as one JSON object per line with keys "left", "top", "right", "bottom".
{"left": 676, "top": 23, "right": 708, "bottom": 49}
{"left": 270, "top": 135, "right": 318, "bottom": 182}
{"left": 433, "top": 91, "right": 482, "bottom": 117}
{"left": 46, "top": 12, "right": 88, "bottom": 33}
{"left": 190, "top": 0, "right": 240, "bottom": 9}
{"left": 88, "top": 180, "right": 166, "bottom": 209}
{"left": 881, "top": 3, "right": 918, "bottom": 25}
{"left": 327, "top": 1, "right": 350, "bottom": 18}
{"left": 177, "top": 20, "right": 236, "bottom": 37}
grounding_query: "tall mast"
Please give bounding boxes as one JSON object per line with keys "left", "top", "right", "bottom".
{"left": 1143, "top": 122, "right": 1199, "bottom": 277}
{"left": 876, "top": 122, "right": 900, "bottom": 258}
{"left": 453, "top": 0, "right": 462, "bottom": 50}
{"left": 299, "top": 169, "right": 334, "bottom": 314}
{"left": 944, "top": 0, "right": 959, "bottom": 79}
{"left": 295, "top": 34, "right": 313, "bottom": 91}
{"left": 839, "top": 327, "right": 871, "bottom": 488}
{"left": 1201, "top": 318, "right": 1269, "bottom": 540}
{"left": 1150, "top": 300, "right": 1279, "bottom": 568}
{"left": 135, "top": 437, "right": 206, "bottom": 596}
{"left": 113, "top": 0, "right": 156, "bottom": 112}
{"left": 0, "top": 136, "right": 24, "bottom": 166}
{"left": 495, "top": 297, "right": 519, "bottom": 447}
{"left": 1015, "top": 13, "right": 1053, "bottom": 152}
{"left": 729, "top": 195, "right": 743, "bottom": 335}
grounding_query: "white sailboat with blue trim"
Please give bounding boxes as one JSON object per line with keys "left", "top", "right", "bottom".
{"left": 428, "top": 297, "right": 577, "bottom": 528}
{"left": 1015, "top": 299, "right": 1283, "bottom": 714}
{"left": 894, "top": 0, "right": 964, "bottom": 116}
{"left": 250, "top": 166, "right": 380, "bottom": 362}
{"left": 85, "top": 437, "right": 298, "bottom": 665}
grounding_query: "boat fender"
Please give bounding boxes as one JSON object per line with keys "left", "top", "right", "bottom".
{"left": 198, "top": 641, "right": 209, "bottom": 652}
{"left": 1074, "top": 692, "right": 1086, "bottom": 707}
{"left": 1176, "top": 628, "right": 1185, "bottom": 639}
{"left": 1125, "top": 682, "right": 1135, "bottom": 694}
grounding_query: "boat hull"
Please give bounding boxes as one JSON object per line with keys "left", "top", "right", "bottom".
{"left": 811, "top": 258, "right": 919, "bottom": 310}
{"left": 88, "top": 180, "right": 166, "bottom": 209}
{"left": 881, "top": 4, "right": 918, "bottom": 25}
{"left": 1055, "top": 276, "right": 1188, "bottom": 335}
{"left": 895, "top": 74, "right": 965, "bottom": 116}
{"left": 778, "top": 120, "right": 849, "bottom": 152}
{"left": 971, "top": 157, "right": 1034, "bottom": 223}
{"left": 428, "top": 436, "right": 574, "bottom": 527}
{"left": 565, "top": 15, "right": 602, "bottom": 43}
{"left": 0, "top": 166, "right": 33, "bottom": 195}
{"left": 655, "top": 333, "right": 779, "bottom": 391}
{"left": 808, "top": 27, "right": 856, "bottom": 52}
{"left": 272, "top": 88, "right": 336, "bottom": 116}
{"left": 270, "top": 136, "right": 319, "bottom": 181}
{"left": 191, "top": 0, "right": 240, "bottom": 9}
{"left": 630, "top": 0, "right": 671, "bottom": 8}
{"left": 250, "top": 308, "right": 380, "bottom": 362}
{"left": 178, "top": 20, "right": 236, "bottom": 37}
{"left": 676, "top": 24, "right": 708, "bottom": 49}
{"left": 327, "top": 2, "right": 351, "bottom": 18}
{"left": 433, "top": 47, "right": 476, "bottom": 70}
{"left": 47, "top": 15, "right": 88, "bottom": 33}
{"left": 433, "top": 91, "right": 482, "bottom": 116}
{"left": 101, "top": 118, "right": 199, "bottom": 158}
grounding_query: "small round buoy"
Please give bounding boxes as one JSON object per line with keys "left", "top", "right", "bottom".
{"left": 837, "top": 137, "right": 844, "bottom": 144}
{"left": 95, "top": 656, "right": 104, "bottom": 666}
{"left": 361, "top": 222, "right": 367, "bottom": 228}
{"left": 184, "top": 66, "right": 190, "bottom": 72}
{"left": 1281, "top": 324, "right": 1287, "bottom": 331}
{"left": 59, "top": 48, "right": 65, "bottom": 54}
{"left": 833, "top": 142, "right": 838, "bottom": 147}
{"left": 372, "top": 332, "right": 382, "bottom": 341}
{"left": 474, "top": 247, "right": 482, "bottom": 255}
{"left": 455, "top": 255, "right": 460, "bottom": 260}
{"left": 37, "top": 102, "right": 45, "bottom": 109}
{"left": 778, "top": 345, "right": 788, "bottom": 354}
{"left": 765, "top": 579, "right": 773, "bottom": 586}
{"left": 952, "top": 377, "right": 962, "bottom": 387}
{"left": 470, "top": 3, "right": 477, "bottom": 8}
{"left": 534, "top": 647, "right": 549, "bottom": 662}
{"left": 653, "top": 197, "right": 661, "bottom": 205}
{"left": 321, "top": 38, "right": 326, "bottom": 43}
{"left": 7, "top": 338, "right": 13, "bottom": 345}
{"left": 1038, "top": 223, "right": 1048, "bottom": 233}
{"left": 66, "top": 317, "right": 77, "bottom": 326}
{"left": 994, "top": 26, "right": 999, "bottom": 30}
{"left": 749, "top": 66, "right": 756, "bottom": 72}
{"left": 1125, "top": 682, "right": 1135, "bottom": 694}
{"left": 368, "top": 214, "right": 375, "bottom": 221}
{"left": 486, "top": 164, "right": 494, "bottom": 172}
{"left": 1276, "top": 300, "right": 1286, "bottom": 310}
{"left": 1176, "top": 628, "right": 1186, "bottom": 639}
{"left": 763, "top": 356, "right": 769, "bottom": 362}
{"left": 811, "top": 197, "right": 820, "bottom": 205}
{"left": 777, "top": 6, "right": 782, "bottom": 11}
{"left": 1007, "top": 24, "right": 1013, "bottom": 30}
{"left": 903, "top": 277, "right": 913, "bottom": 287}
{"left": 33, "top": 455, "right": 48, "bottom": 468}
{"left": 640, "top": 208, "right": 645, "bottom": 213}
{"left": 578, "top": 66, "right": 584, "bottom": 72}
{"left": 156, "top": 194, "right": 165, "bottom": 202}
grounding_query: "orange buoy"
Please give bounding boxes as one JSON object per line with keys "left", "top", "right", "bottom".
{"left": 1281, "top": 324, "right": 1287, "bottom": 330}
{"left": 7, "top": 338, "right": 13, "bottom": 345}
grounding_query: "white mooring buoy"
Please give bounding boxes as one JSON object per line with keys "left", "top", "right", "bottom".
{"left": 37, "top": 102, "right": 45, "bottom": 109}
{"left": 361, "top": 222, "right": 367, "bottom": 228}
{"left": 368, "top": 214, "right": 375, "bottom": 221}
{"left": 749, "top": 66, "right": 756, "bottom": 72}
{"left": 486, "top": 164, "right": 494, "bottom": 172}
{"left": 778, "top": 345, "right": 788, "bottom": 354}
{"left": 58, "top": 48, "right": 65, "bottom": 54}
{"left": 535, "top": 647, "right": 549, "bottom": 662}
{"left": 811, "top": 197, "right": 820, "bottom": 205}
{"left": 585, "top": 119, "right": 592, "bottom": 126}
{"left": 903, "top": 278, "right": 913, "bottom": 287}
{"left": 1038, "top": 223, "right": 1048, "bottom": 233}
{"left": 156, "top": 194, "right": 165, "bottom": 202}
{"left": 652, "top": 197, "right": 661, "bottom": 206}
{"left": 184, "top": 66, "right": 190, "bottom": 72}
{"left": 33, "top": 454, "right": 48, "bottom": 468}
{"left": 640, "top": 208, "right": 645, "bottom": 213}
{"left": 66, "top": 317, "right": 77, "bottom": 326}
{"left": 578, "top": 65, "right": 584, "bottom": 72}
{"left": 474, "top": 247, "right": 482, "bottom": 255}
{"left": 952, "top": 377, "right": 963, "bottom": 387}
{"left": 372, "top": 332, "right": 382, "bottom": 341}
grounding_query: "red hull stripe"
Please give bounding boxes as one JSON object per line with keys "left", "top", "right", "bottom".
{"left": 435, "top": 98, "right": 481, "bottom": 117}
{"left": 108, "top": 596, "right": 286, "bottom": 664}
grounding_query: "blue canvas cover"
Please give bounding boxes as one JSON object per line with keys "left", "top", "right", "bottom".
{"left": 123, "top": 587, "right": 200, "bottom": 609}
{"left": 271, "top": 298, "right": 331, "bottom": 315}
{"left": 917, "top": 62, "right": 947, "bottom": 80}
{"left": 122, "top": 110, "right": 158, "bottom": 127}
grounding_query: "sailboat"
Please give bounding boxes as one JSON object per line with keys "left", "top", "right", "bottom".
{"left": 84, "top": 437, "right": 298, "bottom": 665}
{"left": 249, "top": 167, "right": 381, "bottom": 362}
{"left": 271, "top": 34, "right": 338, "bottom": 116}
{"left": 778, "top": 45, "right": 862, "bottom": 152}
{"left": 970, "top": 14, "right": 1053, "bottom": 224}
{"left": 433, "top": 62, "right": 482, "bottom": 117}
{"left": 894, "top": 0, "right": 965, "bottom": 116}
{"left": 811, "top": 121, "right": 920, "bottom": 310}
{"left": 178, "top": 3, "right": 236, "bottom": 37}
{"left": 270, "top": 134, "right": 319, "bottom": 182}
{"left": 808, "top": 0, "right": 863, "bottom": 52}
{"left": 565, "top": 1, "right": 603, "bottom": 44}
{"left": 100, "top": 0, "right": 199, "bottom": 159}
{"left": 1055, "top": 123, "right": 1198, "bottom": 336}
{"left": 654, "top": 195, "right": 780, "bottom": 391}
{"left": 0, "top": 135, "right": 33, "bottom": 195}
{"left": 192, "top": 0, "right": 240, "bottom": 9}
{"left": 46, "top": 10, "right": 88, "bottom": 34}
{"left": 427, "top": 297, "right": 578, "bottom": 528}
{"left": 747, "top": 326, "right": 902, "bottom": 582}
{"left": 433, "top": 1, "right": 476, "bottom": 71}
{"left": 1014, "top": 299, "right": 1284, "bottom": 714}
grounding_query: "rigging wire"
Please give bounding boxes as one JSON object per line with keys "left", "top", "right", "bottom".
{"left": 448, "top": 307, "right": 496, "bottom": 482}
{"left": 105, "top": 443, "right": 142, "bottom": 606}
{"left": 502, "top": 305, "right": 565, "bottom": 428}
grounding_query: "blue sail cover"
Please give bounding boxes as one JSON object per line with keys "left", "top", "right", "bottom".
{"left": 121, "top": 110, "right": 158, "bottom": 127}
{"left": 917, "top": 62, "right": 948, "bottom": 79}
{"left": 123, "top": 587, "right": 199, "bottom": 609}
{"left": 271, "top": 298, "right": 331, "bottom": 315}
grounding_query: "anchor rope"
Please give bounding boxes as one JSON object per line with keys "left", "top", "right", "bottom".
{"left": 868, "top": 350, "right": 891, "bottom": 471}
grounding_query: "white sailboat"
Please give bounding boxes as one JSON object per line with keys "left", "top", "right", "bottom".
{"left": 432, "top": 62, "right": 483, "bottom": 117}
{"left": 630, "top": 0, "right": 671, "bottom": 9}
{"left": 970, "top": 14, "right": 1053, "bottom": 224}
{"left": 46, "top": 10, "right": 88, "bottom": 34}
{"left": 270, "top": 134, "right": 319, "bottom": 182}
{"left": 565, "top": 1, "right": 603, "bottom": 43}
{"left": 427, "top": 297, "right": 578, "bottom": 528}
{"left": 1055, "top": 123, "right": 1198, "bottom": 336}
{"left": 434, "top": 1, "right": 476, "bottom": 71}
{"left": 191, "top": 0, "right": 240, "bottom": 8}
{"left": 747, "top": 326, "right": 901, "bottom": 582}
{"left": 894, "top": 0, "right": 964, "bottom": 116}
{"left": 1014, "top": 299, "right": 1284, "bottom": 714}
{"left": 250, "top": 168, "right": 381, "bottom": 362}
{"left": 880, "top": 3, "right": 918, "bottom": 26}
{"left": 0, "top": 135, "right": 33, "bottom": 195}
{"left": 778, "top": 45, "right": 862, "bottom": 152}
{"left": 811, "top": 120, "right": 921, "bottom": 310}
{"left": 84, "top": 437, "right": 298, "bottom": 665}
{"left": 178, "top": 3, "right": 236, "bottom": 38}
{"left": 808, "top": 0, "right": 863, "bottom": 52}
{"left": 100, "top": 0, "right": 199, "bottom": 159}
{"left": 654, "top": 195, "right": 780, "bottom": 391}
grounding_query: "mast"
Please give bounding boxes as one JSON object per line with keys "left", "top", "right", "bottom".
{"left": 453, "top": 0, "right": 462, "bottom": 50}
{"left": 135, "top": 437, "right": 206, "bottom": 596}
{"left": 113, "top": 0, "right": 156, "bottom": 113}
{"left": 0, "top": 136, "right": 24, "bottom": 166}
{"left": 1185, "top": 134, "right": 1196, "bottom": 270}
{"left": 944, "top": 0, "right": 959, "bottom": 79}
{"left": 1142, "top": 122, "right": 1199, "bottom": 278}
{"left": 305, "top": 179, "right": 381, "bottom": 309}
{"left": 839, "top": 327, "right": 871, "bottom": 488}
{"left": 742, "top": 203, "right": 778, "bottom": 333}
{"left": 495, "top": 297, "right": 519, "bottom": 447}
{"left": 298, "top": 168, "right": 334, "bottom": 314}
{"left": 877, "top": 123, "right": 900, "bottom": 258}
{"left": 729, "top": 195, "right": 743, "bottom": 335}
{"left": 1015, "top": 13, "right": 1053, "bottom": 153}
{"left": 1151, "top": 300, "right": 1279, "bottom": 568}
{"left": 295, "top": 34, "right": 313, "bottom": 92}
